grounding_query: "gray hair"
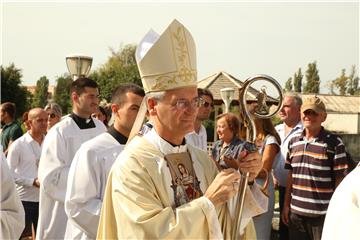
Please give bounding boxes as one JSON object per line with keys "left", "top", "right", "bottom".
{"left": 283, "top": 92, "right": 302, "bottom": 106}
{"left": 145, "top": 91, "right": 166, "bottom": 109}
{"left": 44, "top": 102, "right": 62, "bottom": 116}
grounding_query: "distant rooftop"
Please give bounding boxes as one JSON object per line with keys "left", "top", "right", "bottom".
{"left": 302, "top": 94, "right": 360, "bottom": 114}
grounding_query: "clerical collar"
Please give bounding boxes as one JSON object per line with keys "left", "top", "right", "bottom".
{"left": 69, "top": 113, "right": 95, "bottom": 129}
{"left": 107, "top": 126, "right": 128, "bottom": 145}
{"left": 144, "top": 128, "right": 188, "bottom": 155}
{"left": 169, "top": 138, "right": 186, "bottom": 147}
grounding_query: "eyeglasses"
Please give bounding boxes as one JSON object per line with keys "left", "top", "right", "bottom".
{"left": 201, "top": 100, "right": 214, "bottom": 108}
{"left": 48, "top": 113, "right": 57, "bottom": 119}
{"left": 172, "top": 97, "right": 202, "bottom": 110}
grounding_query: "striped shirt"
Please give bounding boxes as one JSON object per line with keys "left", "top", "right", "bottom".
{"left": 284, "top": 127, "right": 348, "bottom": 217}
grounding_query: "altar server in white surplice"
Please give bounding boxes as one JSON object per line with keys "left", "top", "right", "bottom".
{"left": 0, "top": 147, "right": 25, "bottom": 240}
{"left": 321, "top": 165, "right": 360, "bottom": 240}
{"left": 64, "top": 83, "right": 145, "bottom": 239}
{"left": 97, "top": 19, "right": 267, "bottom": 240}
{"left": 36, "top": 78, "right": 107, "bottom": 240}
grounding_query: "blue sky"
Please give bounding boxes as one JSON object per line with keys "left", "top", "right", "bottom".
{"left": 1, "top": 1, "right": 359, "bottom": 93}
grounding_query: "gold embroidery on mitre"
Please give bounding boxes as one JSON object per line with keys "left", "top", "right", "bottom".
{"left": 151, "top": 25, "right": 196, "bottom": 91}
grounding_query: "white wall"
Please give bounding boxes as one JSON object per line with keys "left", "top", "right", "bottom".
{"left": 323, "top": 113, "right": 359, "bottom": 134}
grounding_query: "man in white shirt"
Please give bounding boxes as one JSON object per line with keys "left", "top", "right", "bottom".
{"left": 7, "top": 108, "right": 47, "bottom": 238}
{"left": 274, "top": 92, "right": 303, "bottom": 240}
{"left": 36, "top": 78, "right": 107, "bottom": 240}
{"left": 0, "top": 146, "right": 25, "bottom": 240}
{"left": 64, "top": 83, "right": 145, "bottom": 239}
{"left": 185, "top": 88, "right": 213, "bottom": 151}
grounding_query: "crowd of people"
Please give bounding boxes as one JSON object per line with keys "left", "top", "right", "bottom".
{"left": 1, "top": 19, "right": 358, "bottom": 240}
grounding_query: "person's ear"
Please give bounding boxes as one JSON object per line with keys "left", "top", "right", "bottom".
{"left": 111, "top": 103, "right": 119, "bottom": 113}
{"left": 321, "top": 112, "right": 327, "bottom": 122}
{"left": 71, "top": 92, "right": 78, "bottom": 103}
{"left": 147, "top": 98, "right": 157, "bottom": 116}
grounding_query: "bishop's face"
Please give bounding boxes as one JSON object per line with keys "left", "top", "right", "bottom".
{"left": 153, "top": 86, "right": 199, "bottom": 144}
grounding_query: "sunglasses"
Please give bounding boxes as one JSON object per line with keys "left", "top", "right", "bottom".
{"left": 48, "top": 113, "right": 57, "bottom": 119}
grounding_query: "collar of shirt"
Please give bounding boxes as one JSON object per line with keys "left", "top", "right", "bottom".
{"left": 276, "top": 121, "right": 303, "bottom": 142}
{"left": 69, "top": 112, "right": 96, "bottom": 129}
{"left": 24, "top": 131, "right": 44, "bottom": 146}
{"left": 300, "top": 126, "right": 327, "bottom": 142}
{"left": 107, "top": 126, "right": 128, "bottom": 145}
{"left": 143, "top": 128, "right": 187, "bottom": 155}
{"left": 2, "top": 120, "right": 18, "bottom": 129}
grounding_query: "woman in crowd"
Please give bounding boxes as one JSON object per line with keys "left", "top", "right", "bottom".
{"left": 211, "top": 112, "right": 245, "bottom": 169}
{"left": 91, "top": 106, "right": 108, "bottom": 127}
{"left": 253, "top": 117, "right": 281, "bottom": 240}
{"left": 44, "top": 102, "right": 62, "bottom": 131}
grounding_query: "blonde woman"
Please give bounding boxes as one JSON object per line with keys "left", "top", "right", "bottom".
{"left": 44, "top": 102, "right": 62, "bottom": 131}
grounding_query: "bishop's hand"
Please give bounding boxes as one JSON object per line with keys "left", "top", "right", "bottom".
{"left": 223, "top": 148, "right": 263, "bottom": 183}
{"left": 204, "top": 168, "right": 240, "bottom": 207}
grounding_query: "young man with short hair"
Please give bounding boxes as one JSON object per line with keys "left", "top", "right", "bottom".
{"left": 64, "top": 83, "right": 145, "bottom": 239}
{"left": 185, "top": 88, "right": 213, "bottom": 151}
{"left": 36, "top": 77, "right": 107, "bottom": 240}
{"left": 0, "top": 102, "right": 23, "bottom": 156}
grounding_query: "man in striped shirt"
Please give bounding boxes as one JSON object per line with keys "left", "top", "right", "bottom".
{"left": 281, "top": 96, "right": 348, "bottom": 240}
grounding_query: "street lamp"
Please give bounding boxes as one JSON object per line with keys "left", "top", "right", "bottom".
{"left": 66, "top": 55, "right": 93, "bottom": 80}
{"left": 220, "top": 87, "right": 235, "bottom": 113}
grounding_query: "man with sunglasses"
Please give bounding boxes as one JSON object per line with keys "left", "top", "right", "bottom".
{"left": 37, "top": 78, "right": 107, "bottom": 240}
{"left": 185, "top": 88, "right": 213, "bottom": 151}
{"left": 282, "top": 96, "right": 348, "bottom": 240}
{"left": 97, "top": 20, "right": 267, "bottom": 239}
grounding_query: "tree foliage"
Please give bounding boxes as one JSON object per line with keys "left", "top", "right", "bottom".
{"left": 90, "top": 44, "right": 141, "bottom": 102}
{"left": 303, "top": 61, "right": 320, "bottom": 94}
{"left": 32, "top": 76, "right": 49, "bottom": 108}
{"left": 293, "top": 68, "right": 303, "bottom": 93}
{"left": 284, "top": 77, "right": 292, "bottom": 92}
{"left": 1, "top": 63, "right": 31, "bottom": 118}
{"left": 331, "top": 65, "right": 360, "bottom": 95}
{"left": 53, "top": 74, "right": 73, "bottom": 114}
{"left": 347, "top": 65, "right": 359, "bottom": 95}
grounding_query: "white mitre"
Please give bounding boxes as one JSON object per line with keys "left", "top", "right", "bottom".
{"left": 135, "top": 19, "right": 197, "bottom": 93}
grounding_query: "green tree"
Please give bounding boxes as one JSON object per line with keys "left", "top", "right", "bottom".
{"left": 331, "top": 69, "right": 348, "bottom": 95}
{"left": 1, "top": 63, "right": 31, "bottom": 118}
{"left": 347, "top": 65, "right": 359, "bottom": 95}
{"left": 284, "top": 77, "right": 292, "bottom": 92}
{"left": 90, "top": 44, "right": 141, "bottom": 102}
{"left": 53, "top": 74, "right": 73, "bottom": 114}
{"left": 32, "top": 76, "right": 49, "bottom": 108}
{"left": 303, "top": 61, "right": 320, "bottom": 93}
{"left": 293, "top": 68, "right": 303, "bottom": 93}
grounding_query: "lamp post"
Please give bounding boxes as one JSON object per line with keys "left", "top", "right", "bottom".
{"left": 220, "top": 87, "right": 235, "bottom": 113}
{"left": 66, "top": 55, "right": 93, "bottom": 80}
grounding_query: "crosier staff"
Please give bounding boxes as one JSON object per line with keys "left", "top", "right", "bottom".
{"left": 232, "top": 74, "right": 284, "bottom": 240}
